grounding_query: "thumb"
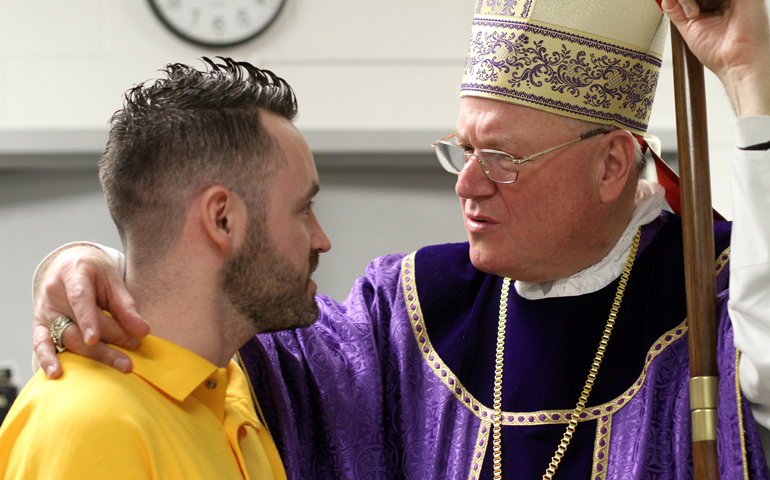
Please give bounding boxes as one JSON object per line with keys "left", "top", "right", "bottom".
{"left": 661, "top": 0, "right": 700, "bottom": 24}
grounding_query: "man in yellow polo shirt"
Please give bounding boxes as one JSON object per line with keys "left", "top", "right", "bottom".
{"left": 0, "top": 58, "right": 331, "bottom": 479}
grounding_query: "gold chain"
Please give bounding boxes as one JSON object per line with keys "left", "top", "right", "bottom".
{"left": 492, "top": 277, "right": 509, "bottom": 480}
{"left": 491, "top": 227, "right": 641, "bottom": 480}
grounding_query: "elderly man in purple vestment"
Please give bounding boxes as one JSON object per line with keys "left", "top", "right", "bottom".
{"left": 28, "top": 0, "right": 770, "bottom": 478}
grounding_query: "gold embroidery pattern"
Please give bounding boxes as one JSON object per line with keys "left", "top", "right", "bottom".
{"left": 401, "top": 252, "right": 686, "bottom": 425}
{"left": 716, "top": 246, "right": 730, "bottom": 276}
{"left": 475, "top": 0, "right": 533, "bottom": 19}
{"left": 402, "top": 245, "right": 731, "bottom": 425}
{"left": 462, "top": 18, "right": 662, "bottom": 134}
{"left": 468, "top": 421, "right": 493, "bottom": 480}
{"left": 736, "top": 350, "right": 750, "bottom": 480}
{"left": 592, "top": 414, "right": 612, "bottom": 479}
{"left": 402, "top": 253, "right": 491, "bottom": 420}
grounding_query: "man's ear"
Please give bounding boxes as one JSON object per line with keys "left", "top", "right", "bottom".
{"left": 598, "top": 130, "right": 638, "bottom": 204}
{"left": 198, "top": 186, "right": 248, "bottom": 256}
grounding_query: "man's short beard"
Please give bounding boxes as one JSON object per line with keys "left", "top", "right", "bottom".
{"left": 219, "top": 218, "right": 320, "bottom": 333}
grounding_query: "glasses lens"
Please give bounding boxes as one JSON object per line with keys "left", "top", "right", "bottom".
{"left": 434, "top": 142, "right": 467, "bottom": 174}
{"left": 479, "top": 151, "right": 518, "bottom": 183}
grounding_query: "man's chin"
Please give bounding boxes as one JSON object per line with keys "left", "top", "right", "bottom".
{"left": 287, "top": 302, "right": 320, "bottom": 331}
{"left": 253, "top": 305, "right": 319, "bottom": 333}
{"left": 468, "top": 244, "right": 502, "bottom": 276}
{"left": 469, "top": 247, "right": 526, "bottom": 280}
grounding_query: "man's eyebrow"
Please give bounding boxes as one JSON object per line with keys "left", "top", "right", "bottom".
{"left": 454, "top": 131, "right": 513, "bottom": 150}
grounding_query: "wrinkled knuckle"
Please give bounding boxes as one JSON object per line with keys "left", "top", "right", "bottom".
{"left": 70, "top": 247, "right": 107, "bottom": 271}
{"left": 101, "top": 322, "right": 129, "bottom": 344}
{"left": 58, "top": 253, "right": 81, "bottom": 275}
{"left": 32, "top": 327, "right": 52, "bottom": 348}
{"left": 65, "top": 337, "right": 89, "bottom": 355}
{"left": 124, "top": 297, "right": 139, "bottom": 311}
{"left": 40, "top": 278, "right": 62, "bottom": 301}
{"left": 61, "top": 323, "right": 81, "bottom": 345}
{"left": 94, "top": 347, "right": 118, "bottom": 367}
{"left": 32, "top": 306, "right": 50, "bottom": 326}
{"left": 67, "top": 284, "right": 87, "bottom": 304}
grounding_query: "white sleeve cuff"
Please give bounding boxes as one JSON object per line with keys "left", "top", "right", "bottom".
{"left": 32, "top": 242, "right": 126, "bottom": 295}
{"left": 731, "top": 116, "right": 770, "bottom": 149}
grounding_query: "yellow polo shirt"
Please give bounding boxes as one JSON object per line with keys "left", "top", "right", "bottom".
{"left": 0, "top": 335, "right": 286, "bottom": 480}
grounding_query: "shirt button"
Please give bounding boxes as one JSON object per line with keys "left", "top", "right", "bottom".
{"left": 205, "top": 379, "right": 217, "bottom": 389}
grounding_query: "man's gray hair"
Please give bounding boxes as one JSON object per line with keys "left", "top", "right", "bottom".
{"left": 568, "top": 118, "right": 646, "bottom": 177}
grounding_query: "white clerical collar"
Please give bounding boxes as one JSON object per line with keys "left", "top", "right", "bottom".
{"left": 515, "top": 180, "right": 665, "bottom": 300}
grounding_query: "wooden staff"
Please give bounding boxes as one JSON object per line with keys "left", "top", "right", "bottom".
{"left": 669, "top": 0, "right": 725, "bottom": 478}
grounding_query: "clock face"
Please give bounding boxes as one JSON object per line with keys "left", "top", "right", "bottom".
{"left": 148, "top": 0, "right": 287, "bottom": 47}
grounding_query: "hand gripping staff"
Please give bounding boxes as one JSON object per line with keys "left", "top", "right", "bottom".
{"left": 666, "top": 0, "right": 726, "bottom": 478}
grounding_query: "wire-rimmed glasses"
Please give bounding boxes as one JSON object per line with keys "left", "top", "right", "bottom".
{"left": 432, "top": 129, "right": 611, "bottom": 184}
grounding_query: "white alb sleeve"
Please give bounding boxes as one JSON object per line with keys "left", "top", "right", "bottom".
{"left": 32, "top": 242, "right": 126, "bottom": 295}
{"left": 729, "top": 115, "right": 770, "bottom": 430}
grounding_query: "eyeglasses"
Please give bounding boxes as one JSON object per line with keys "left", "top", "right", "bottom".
{"left": 431, "top": 128, "right": 611, "bottom": 184}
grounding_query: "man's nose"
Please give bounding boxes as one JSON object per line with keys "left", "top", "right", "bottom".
{"left": 311, "top": 214, "right": 331, "bottom": 253}
{"left": 455, "top": 154, "right": 496, "bottom": 199}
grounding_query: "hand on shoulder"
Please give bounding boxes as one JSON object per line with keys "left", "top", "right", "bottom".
{"left": 33, "top": 244, "right": 148, "bottom": 379}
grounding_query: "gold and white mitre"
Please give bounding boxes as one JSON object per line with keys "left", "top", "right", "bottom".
{"left": 461, "top": 0, "right": 668, "bottom": 135}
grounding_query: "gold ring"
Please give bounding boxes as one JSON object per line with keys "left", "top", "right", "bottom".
{"left": 50, "top": 315, "right": 74, "bottom": 353}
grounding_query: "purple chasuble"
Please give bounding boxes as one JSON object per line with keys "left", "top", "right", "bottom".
{"left": 239, "top": 212, "right": 769, "bottom": 479}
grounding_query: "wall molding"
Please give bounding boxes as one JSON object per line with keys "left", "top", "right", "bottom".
{"left": 0, "top": 128, "right": 679, "bottom": 170}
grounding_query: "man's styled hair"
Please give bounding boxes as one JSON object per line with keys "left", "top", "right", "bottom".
{"left": 99, "top": 57, "right": 298, "bottom": 266}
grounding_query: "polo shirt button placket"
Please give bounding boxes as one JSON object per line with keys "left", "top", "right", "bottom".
{"left": 205, "top": 378, "right": 217, "bottom": 389}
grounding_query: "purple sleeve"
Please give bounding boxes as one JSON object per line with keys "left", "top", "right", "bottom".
{"left": 239, "top": 253, "right": 407, "bottom": 479}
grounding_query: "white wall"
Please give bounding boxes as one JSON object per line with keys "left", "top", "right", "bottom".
{"left": 0, "top": 0, "right": 475, "bottom": 387}
{"left": 0, "top": 0, "right": 752, "bottom": 388}
{"left": 0, "top": 165, "right": 467, "bottom": 388}
{"left": 0, "top": 1, "right": 474, "bottom": 131}
{"left": 650, "top": 35, "right": 739, "bottom": 214}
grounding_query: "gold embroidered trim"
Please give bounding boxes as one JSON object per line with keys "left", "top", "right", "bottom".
{"left": 402, "top": 245, "right": 731, "bottom": 425}
{"left": 461, "top": 17, "right": 663, "bottom": 134}
{"left": 402, "top": 252, "right": 685, "bottom": 424}
{"left": 402, "top": 253, "right": 490, "bottom": 420}
{"left": 468, "top": 421, "right": 493, "bottom": 480}
{"left": 591, "top": 414, "right": 612, "bottom": 479}
{"left": 716, "top": 246, "right": 731, "bottom": 277}
{"left": 475, "top": 0, "right": 533, "bottom": 19}
{"left": 236, "top": 351, "right": 272, "bottom": 436}
{"left": 736, "top": 350, "right": 750, "bottom": 480}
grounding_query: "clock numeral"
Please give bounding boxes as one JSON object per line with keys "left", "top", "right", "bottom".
{"left": 150, "top": 0, "right": 285, "bottom": 46}
{"left": 212, "top": 16, "right": 225, "bottom": 33}
{"left": 237, "top": 9, "right": 249, "bottom": 26}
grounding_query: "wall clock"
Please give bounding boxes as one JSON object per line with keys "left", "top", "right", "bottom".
{"left": 148, "top": 0, "right": 287, "bottom": 47}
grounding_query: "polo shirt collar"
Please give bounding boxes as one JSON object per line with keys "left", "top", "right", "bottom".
{"left": 117, "top": 335, "right": 219, "bottom": 402}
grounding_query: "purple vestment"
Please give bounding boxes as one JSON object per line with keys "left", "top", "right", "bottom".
{"left": 239, "top": 212, "right": 769, "bottom": 479}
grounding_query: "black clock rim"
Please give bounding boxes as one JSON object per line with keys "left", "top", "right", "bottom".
{"left": 147, "top": 0, "right": 287, "bottom": 48}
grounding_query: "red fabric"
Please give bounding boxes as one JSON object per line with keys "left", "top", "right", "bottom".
{"left": 635, "top": 135, "right": 725, "bottom": 222}
{"left": 653, "top": 150, "right": 684, "bottom": 216}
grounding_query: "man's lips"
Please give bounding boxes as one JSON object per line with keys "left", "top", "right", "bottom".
{"left": 465, "top": 210, "right": 497, "bottom": 223}
{"left": 464, "top": 212, "right": 498, "bottom": 232}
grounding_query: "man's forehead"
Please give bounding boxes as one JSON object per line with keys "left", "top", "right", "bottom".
{"left": 455, "top": 97, "right": 565, "bottom": 146}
